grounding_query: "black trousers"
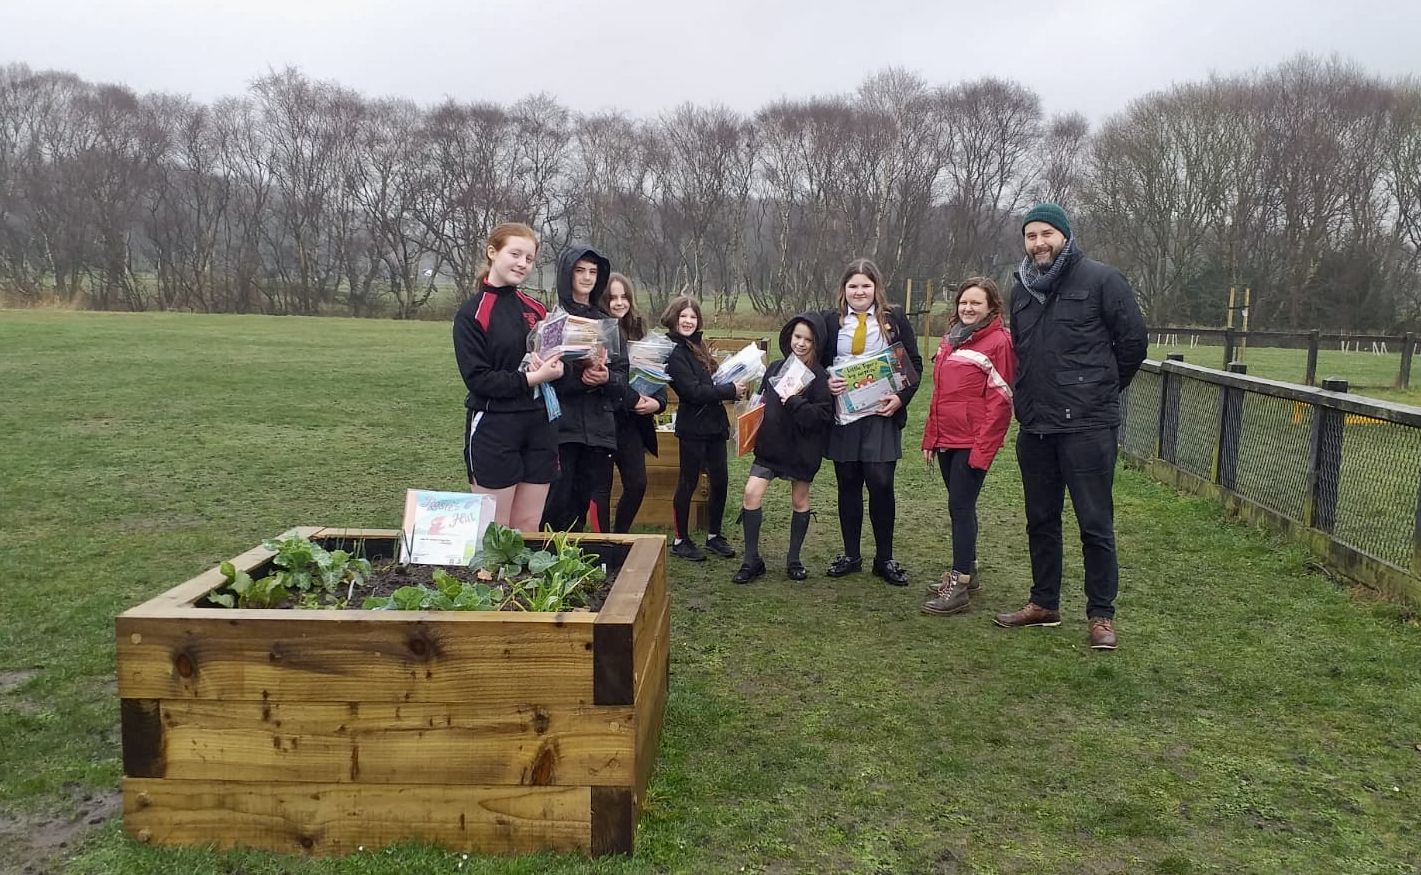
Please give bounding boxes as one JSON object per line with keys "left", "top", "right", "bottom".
{"left": 590, "top": 431, "right": 649, "bottom": 534}
{"left": 833, "top": 460, "right": 897, "bottom": 562}
{"left": 937, "top": 449, "right": 987, "bottom": 574}
{"left": 542, "top": 442, "right": 613, "bottom": 532}
{"left": 673, "top": 436, "right": 728, "bottom": 540}
{"left": 1015, "top": 428, "right": 1119, "bottom": 619}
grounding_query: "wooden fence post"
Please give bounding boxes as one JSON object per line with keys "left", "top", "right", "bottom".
{"left": 1159, "top": 353, "right": 1184, "bottom": 463}
{"left": 1305, "top": 377, "right": 1347, "bottom": 533}
{"left": 1215, "top": 362, "right": 1246, "bottom": 489}
{"left": 1399, "top": 331, "right": 1414, "bottom": 390}
{"left": 1222, "top": 328, "right": 1236, "bottom": 370}
{"left": 1305, "top": 330, "right": 1320, "bottom": 386}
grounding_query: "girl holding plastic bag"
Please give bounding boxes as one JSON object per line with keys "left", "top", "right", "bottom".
{"left": 452, "top": 222, "right": 565, "bottom": 530}
{"left": 592, "top": 272, "right": 668, "bottom": 533}
{"left": 662, "top": 296, "right": 748, "bottom": 561}
{"left": 820, "top": 258, "right": 923, "bottom": 586}
{"left": 921, "top": 278, "right": 1016, "bottom": 615}
{"left": 540, "top": 244, "right": 628, "bottom": 532}
{"left": 731, "top": 314, "right": 835, "bottom": 584}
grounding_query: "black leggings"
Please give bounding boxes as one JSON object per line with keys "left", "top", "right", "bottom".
{"left": 673, "top": 436, "right": 728, "bottom": 539}
{"left": 937, "top": 449, "right": 987, "bottom": 573}
{"left": 590, "top": 432, "right": 649, "bottom": 533}
{"left": 542, "top": 443, "right": 612, "bottom": 532}
{"left": 833, "top": 460, "right": 897, "bottom": 562}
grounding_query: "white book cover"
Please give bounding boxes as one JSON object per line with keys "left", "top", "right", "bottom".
{"left": 399, "top": 490, "right": 496, "bottom": 566}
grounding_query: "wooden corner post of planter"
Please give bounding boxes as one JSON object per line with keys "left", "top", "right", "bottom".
{"left": 115, "top": 528, "right": 670, "bottom": 858}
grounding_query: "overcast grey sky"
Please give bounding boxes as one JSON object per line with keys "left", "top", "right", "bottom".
{"left": 2, "top": 0, "right": 1416, "bottom": 121}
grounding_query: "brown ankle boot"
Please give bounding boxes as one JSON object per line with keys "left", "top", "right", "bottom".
{"left": 1088, "top": 617, "right": 1118, "bottom": 649}
{"left": 993, "top": 602, "right": 1061, "bottom": 628}
{"left": 921, "top": 570, "right": 971, "bottom": 615}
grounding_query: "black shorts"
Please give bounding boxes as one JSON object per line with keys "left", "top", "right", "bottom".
{"left": 464, "top": 408, "right": 559, "bottom": 488}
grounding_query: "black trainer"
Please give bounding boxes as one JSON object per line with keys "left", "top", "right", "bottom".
{"left": 826, "top": 554, "right": 862, "bottom": 577}
{"left": 731, "top": 558, "right": 766, "bottom": 584}
{"left": 873, "top": 558, "right": 909, "bottom": 586}
{"left": 671, "top": 539, "right": 706, "bottom": 562}
{"left": 704, "top": 534, "right": 737, "bottom": 558}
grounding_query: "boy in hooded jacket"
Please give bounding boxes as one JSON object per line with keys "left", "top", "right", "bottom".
{"left": 732, "top": 314, "right": 835, "bottom": 584}
{"left": 540, "top": 244, "right": 630, "bottom": 532}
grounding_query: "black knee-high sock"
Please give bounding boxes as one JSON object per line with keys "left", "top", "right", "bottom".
{"left": 740, "top": 507, "right": 762, "bottom": 564}
{"left": 787, "top": 510, "right": 811, "bottom": 564}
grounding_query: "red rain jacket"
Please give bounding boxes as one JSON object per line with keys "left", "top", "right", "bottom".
{"left": 922, "top": 316, "right": 1017, "bottom": 471}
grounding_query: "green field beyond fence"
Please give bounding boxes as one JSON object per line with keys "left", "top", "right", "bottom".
{"left": 2, "top": 311, "right": 1420, "bottom": 874}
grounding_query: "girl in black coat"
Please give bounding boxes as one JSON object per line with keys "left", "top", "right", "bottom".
{"left": 591, "top": 272, "right": 668, "bottom": 533}
{"left": 732, "top": 314, "right": 834, "bottom": 584}
{"left": 820, "top": 258, "right": 923, "bottom": 586}
{"left": 662, "top": 295, "right": 750, "bottom": 562}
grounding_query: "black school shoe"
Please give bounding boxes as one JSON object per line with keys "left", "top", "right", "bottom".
{"left": 731, "top": 558, "right": 766, "bottom": 584}
{"left": 873, "top": 558, "right": 909, "bottom": 586}
{"left": 671, "top": 539, "right": 706, "bottom": 562}
{"left": 826, "top": 554, "right": 862, "bottom": 577}
{"left": 786, "top": 561, "right": 808, "bottom": 581}
{"left": 704, "top": 535, "right": 737, "bottom": 558}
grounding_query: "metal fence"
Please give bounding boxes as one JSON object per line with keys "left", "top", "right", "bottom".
{"left": 1120, "top": 356, "right": 1421, "bottom": 605}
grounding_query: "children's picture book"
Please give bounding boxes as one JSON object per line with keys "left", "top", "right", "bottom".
{"left": 734, "top": 397, "right": 765, "bottom": 456}
{"left": 399, "top": 490, "right": 496, "bottom": 566}
{"left": 829, "top": 342, "right": 918, "bottom": 425}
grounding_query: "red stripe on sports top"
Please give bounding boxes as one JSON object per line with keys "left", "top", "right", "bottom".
{"left": 515, "top": 290, "right": 547, "bottom": 320}
{"left": 473, "top": 289, "right": 498, "bottom": 332}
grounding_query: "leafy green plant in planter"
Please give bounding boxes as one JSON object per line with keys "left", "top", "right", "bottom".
{"left": 210, "top": 534, "right": 372, "bottom": 609}
{"left": 362, "top": 524, "right": 607, "bottom": 612}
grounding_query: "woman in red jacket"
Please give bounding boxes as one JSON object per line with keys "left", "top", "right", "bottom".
{"left": 921, "top": 277, "right": 1016, "bottom": 616}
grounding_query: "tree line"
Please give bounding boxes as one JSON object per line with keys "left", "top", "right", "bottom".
{"left": 1, "top": 56, "right": 1418, "bottom": 330}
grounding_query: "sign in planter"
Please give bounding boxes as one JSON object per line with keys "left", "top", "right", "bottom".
{"left": 115, "top": 527, "right": 670, "bottom": 857}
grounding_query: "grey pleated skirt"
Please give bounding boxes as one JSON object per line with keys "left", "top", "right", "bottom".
{"left": 826, "top": 415, "right": 902, "bottom": 463}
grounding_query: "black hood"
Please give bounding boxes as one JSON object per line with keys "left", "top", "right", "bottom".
{"left": 778, "top": 312, "right": 826, "bottom": 360}
{"left": 556, "top": 244, "right": 611, "bottom": 315}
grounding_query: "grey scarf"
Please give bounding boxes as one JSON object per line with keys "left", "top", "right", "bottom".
{"left": 947, "top": 314, "right": 993, "bottom": 348}
{"left": 1018, "top": 236, "right": 1077, "bottom": 304}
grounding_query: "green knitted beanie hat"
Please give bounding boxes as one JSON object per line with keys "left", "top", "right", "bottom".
{"left": 1022, "top": 203, "right": 1071, "bottom": 239}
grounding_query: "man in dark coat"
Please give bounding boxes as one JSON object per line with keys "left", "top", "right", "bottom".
{"left": 994, "top": 203, "right": 1147, "bottom": 650}
{"left": 540, "top": 244, "right": 629, "bottom": 531}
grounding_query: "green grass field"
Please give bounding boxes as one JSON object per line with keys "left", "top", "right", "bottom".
{"left": 1148, "top": 341, "right": 1421, "bottom": 406}
{"left": 3, "top": 311, "right": 1420, "bottom": 874}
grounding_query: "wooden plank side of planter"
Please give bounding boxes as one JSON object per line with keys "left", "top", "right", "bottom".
{"left": 633, "top": 599, "right": 670, "bottom": 809}
{"left": 137, "top": 700, "right": 636, "bottom": 786}
{"left": 121, "top": 778, "right": 592, "bottom": 856}
{"left": 115, "top": 616, "right": 595, "bottom": 705}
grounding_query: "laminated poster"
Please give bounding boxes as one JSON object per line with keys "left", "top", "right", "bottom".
{"left": 399, "top": 489, "right": 496, "bottom": 565}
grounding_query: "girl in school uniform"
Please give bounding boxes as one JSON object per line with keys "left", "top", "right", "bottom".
{"left": 821, "top": 258, "right": 923, "bottom": 585}
{"left": 920, "top": 277, "right": 1017, "bottom": 615}
{"left": 662, "top": 295, "right": 748, "bottom": 561}
{"left": 593, "top": 272, "right": 668, "bottom": 533}
{"left": 452, "top": 222, "right": 565, "bottom": 530}
{"left": 732, "top": 313, "right": 835, "bottom": 583}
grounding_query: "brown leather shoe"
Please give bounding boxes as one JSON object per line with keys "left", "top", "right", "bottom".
{"left": 993, "top": 602, "right": 1061, "bottom": 628}
{"left": 1088, "top": 618, "right": 1118, "bottom": 650}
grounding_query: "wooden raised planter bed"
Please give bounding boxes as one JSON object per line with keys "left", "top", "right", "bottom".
{"left": 115, "top": 527, "right": 670, "bottom": 857}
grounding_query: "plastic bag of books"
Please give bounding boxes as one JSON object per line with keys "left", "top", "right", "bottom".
{"left": 731, "top": 395, "right": 765, "bottom": 457}
{"left": 770, "top": 355, "right": 816, "bottom": 401}
{"left": 828, "top": 342, "right": 917, "bottom": 425}
{"left": 712, "top": 342, "right": 766, "bottom": 387}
